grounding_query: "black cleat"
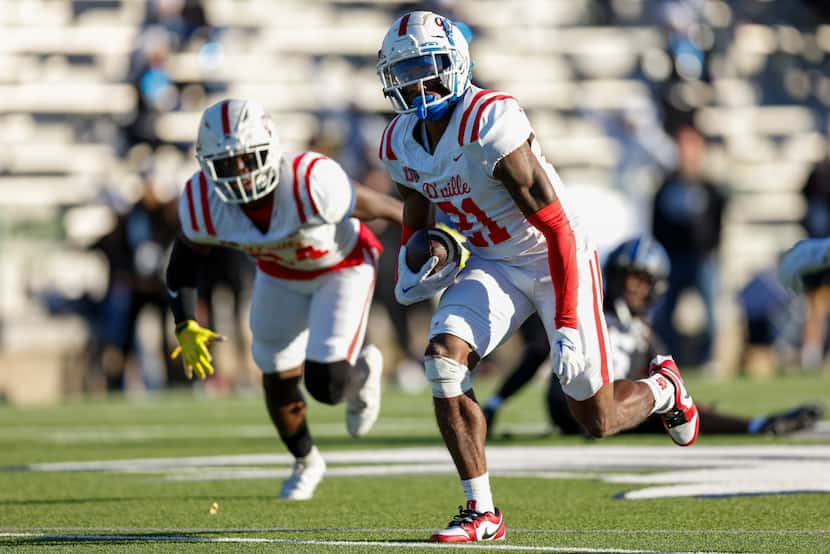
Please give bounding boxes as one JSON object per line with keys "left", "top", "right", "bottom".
{"left": 761, "top": 404, "right": 825, "bottom": 435}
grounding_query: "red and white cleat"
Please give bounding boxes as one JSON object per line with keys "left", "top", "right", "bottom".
{"left": 430, "top": 501, "right": 506, "bottom": 543}
{"left": 649, "top": 355, "right": 699, "bottom": 447}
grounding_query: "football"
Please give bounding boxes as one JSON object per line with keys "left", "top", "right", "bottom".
{"left": 405, "top": 228, "right": 449, "bottom": 274}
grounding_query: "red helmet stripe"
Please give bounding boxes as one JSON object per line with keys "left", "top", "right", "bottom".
{"left": 397, "top": 14, "right": 411, "bottom": 36}
{"left": 458, "top": 89, "right": 494, "bottom": 146}
{"left": 198, "top": 172, "right": 216, "bottom": 235}
{"left": 470, "top": 95, "right": 515, "bottom": 143}
{"left": 220, "top": 100, "right": 231, "bottom": 135}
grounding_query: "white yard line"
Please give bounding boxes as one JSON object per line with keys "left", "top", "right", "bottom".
{"left": 0, "top": 527, "right": 827, "bottom": 535}
{"left": 10, "top": 445, "right": 830, "bottom": 500}
{"left": 0, "top": 532, "right": 732, "bottom": 553}
{"left": 3, "top": 421, "right": 826, "bottom": 443}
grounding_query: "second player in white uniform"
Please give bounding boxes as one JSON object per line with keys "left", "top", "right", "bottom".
{"left": 166, "top": 99, "right": 402, "bottom": 501}
{"left": 376, "top": 11, "right": 700, "bottom": 542}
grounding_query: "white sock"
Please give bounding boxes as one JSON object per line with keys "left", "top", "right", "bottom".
{"left": 461, "top": 472, "right": 494, "bottom": 514}
{"left": 639, "top": 374, "right": 675, "bottom": 414}
{"left": 484, "top": 395, "right": 503, "bottom": 412}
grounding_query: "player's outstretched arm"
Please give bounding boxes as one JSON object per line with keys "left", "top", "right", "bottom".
{"left": 165, "top": 235, "right": 225, "bottom": 379}
{"left": 779, "top": 237, "right": 830, "bottom": 294}
{"left": 351, "top": 184, "right": 403, "bottom": 224}
{"left": 495, "top": 138, "right": 583, "bottom": 382}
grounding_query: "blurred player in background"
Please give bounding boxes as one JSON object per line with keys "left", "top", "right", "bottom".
{"left": 536, "top": 237, "right": 823, "bottom": 437}
{"left": 376, "top": 11, "right": 699, "bottom": 543}
{"left": 165, "top": 99, "right": 402, "bottom": 500}
{"left": 780, "top": 236, "right": 830, "bottom": 369}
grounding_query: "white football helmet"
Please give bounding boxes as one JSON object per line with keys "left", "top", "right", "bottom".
{"left": 376, "top": 11, "right": 471, "bottom": 119}
{"left": 195, "top": 99, "right": 281, "bottom": 203}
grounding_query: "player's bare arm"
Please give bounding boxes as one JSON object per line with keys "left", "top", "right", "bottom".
{"left": 351, "top": 184, "right": 403, "bottom": 224}
{"left": 396, "top": 182, "right": 432, "bottom": 230}
{"left": 493, "top": 135, "right": 556, "bottom": 214}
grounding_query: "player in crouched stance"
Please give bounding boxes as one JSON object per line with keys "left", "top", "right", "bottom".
{"left": 166, "top": 99, "right": 401, "bottom": 500}
{"left": 376, "top": 11, "right": 698, "bottom": 542}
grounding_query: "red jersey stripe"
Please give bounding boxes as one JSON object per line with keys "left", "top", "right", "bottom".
{"left": 185, "top": 177, "right": 199, "bottom": 232}
{"left": 457, "top": 89, "right": 494, "bottom": 145}
{"left": 198, "top": 172, "right": 216, "bottom": 236}
{"left": 589, "top": 257, "right": 610, "bottom": 385}
{"left": 384, "top": 115, "right": 401, "bottom": 160}
{"left": 378, "top": 123, "right": 386, "bottom": 160}
{"left": 346, "top": 262, "right": 376, "bottom": 363}
{"left": 220, "top": 100, "right": 230, "bottom": 135}
{"left": 594, "top": 250, "right": 604, "bottom": 303}
{"left": 397, "top": 14, "right": 411, "bottom": 36}
{"left": 303, "top": 155, "right": 325, "bottom": 217}
{"left": 292, "top": 153, "right": 309, "bottom": 223}
{"left": 470, "top": 94, "right": 516, "bottom": 142}
{"left": 257, "top": 222, "right": 382, "bottom": 281}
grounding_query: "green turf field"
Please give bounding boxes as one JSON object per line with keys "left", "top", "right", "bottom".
{"left": 1, "top": 374, "right": 829, "bottom": 552}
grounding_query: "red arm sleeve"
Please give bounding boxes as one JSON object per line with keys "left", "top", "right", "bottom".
{"left": 526, "top": 200, "right": 578, "bottom": 329}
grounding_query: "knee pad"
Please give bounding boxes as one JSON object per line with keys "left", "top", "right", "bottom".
{"left": 424, "top": 356, "right": 471, "bottom": 399}
{"left": 304, "top": 360, "right": 351, "bottom": 405}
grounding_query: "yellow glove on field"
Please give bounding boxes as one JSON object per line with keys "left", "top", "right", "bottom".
{"left": 171, "top": 320, "right": 225, "bottom": 380}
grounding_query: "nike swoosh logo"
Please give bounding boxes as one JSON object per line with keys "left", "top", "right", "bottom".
{"left": 480, "top": 521, "right": 501, "bottom": 540}
{"left": 452, "top": 153, "right": 463, "bottom": 161}
{"left": 401, "top": 285, "right": 415, "bottom": 294}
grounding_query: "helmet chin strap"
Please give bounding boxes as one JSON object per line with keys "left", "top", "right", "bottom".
{"left": 413, "top": 94, "right": 455, "bottom": 121}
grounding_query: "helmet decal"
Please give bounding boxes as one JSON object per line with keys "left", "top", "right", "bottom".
{"left": 377, "top": 11, "right": 472, "bottom": 119}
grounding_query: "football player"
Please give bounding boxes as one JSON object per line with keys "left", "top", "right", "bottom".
{"left": 376, "top": 12, "right": 699, "bottom": 543}
{"left": 483, "top": 237, "right": 826, "bottom": 436}
{"left": 543, "top": 236, "right": 824, "bottom": 437}
{"left": 779, "top": 237, "right": 830, "bottom": 368}
{"left": 166, "top": 99, "right": 402, "bottom": 500}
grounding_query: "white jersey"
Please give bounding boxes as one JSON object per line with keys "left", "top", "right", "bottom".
{"left": 179, "top": 150, "right": 367, "bottom": 279}
{"left": 380, "top": 85, "right": 582, "bottom": 266}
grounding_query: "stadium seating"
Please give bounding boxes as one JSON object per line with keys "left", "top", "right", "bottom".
{"left": 1, "top": 0, "right": 828, "bottom": 399}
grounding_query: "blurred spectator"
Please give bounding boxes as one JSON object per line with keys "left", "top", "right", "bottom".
{"left": 651, "top": 125, "right": 726, "bottom": 366}
{"left": 144, "top": 0, "right": 210, "bottom": 50}
{"left": 194, "top": 248, "right": 256, "bottom": 390}
{"left": 737, "top": 268, "right": 800, "bottom": 375}
{"left": 801, "top": 134, "right": 830, "bottom": 239}
{"left": 123, "top": 26, "right": 180, "bottom": 151}
{"left": 798, "top": 135, "right": 830, "bottom": 368}
{"left": 93, "top": 169, "right": 180, "bottom": 390}
{"left": 584, "top": 99, "right": 677, "bottom": 234}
